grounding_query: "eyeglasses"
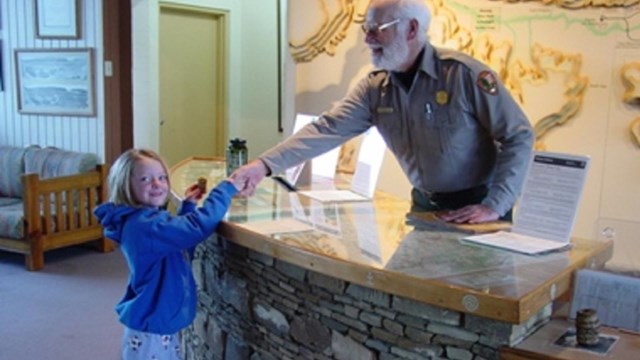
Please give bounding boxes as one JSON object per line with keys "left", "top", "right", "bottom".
{"left": 361, "top": 19, "right": 401, "bottom": 36}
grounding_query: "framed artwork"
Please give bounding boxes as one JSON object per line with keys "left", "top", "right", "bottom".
{"left": 15, "top": 48, "right": 95, "bottom": 116}
{"left": 35, "top": 0, "right": 80, "bottom": 39}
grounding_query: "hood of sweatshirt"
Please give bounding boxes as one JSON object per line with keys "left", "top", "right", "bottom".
{"left": 94, "top": 203, "right": 140, "bottom": 244}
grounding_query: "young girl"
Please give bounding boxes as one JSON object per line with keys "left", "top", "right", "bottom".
{"left": 94, "top": 149, "right": 242, "bottom": 360}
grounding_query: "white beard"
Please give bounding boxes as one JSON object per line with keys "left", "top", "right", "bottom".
{"left": 371, "top": 35, "right": 410, "bottom": 71}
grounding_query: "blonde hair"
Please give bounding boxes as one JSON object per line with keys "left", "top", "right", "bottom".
{"left": 107, "top": 148, "right": 171, "bottom": 206}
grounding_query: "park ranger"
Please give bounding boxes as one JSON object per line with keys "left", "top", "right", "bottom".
{"left": 231, "top": 0, "right": 534, "bottom": 224}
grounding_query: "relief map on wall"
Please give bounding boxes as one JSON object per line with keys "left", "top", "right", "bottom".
{"left": 290, "top": 0, "right": 640, "bottom": 148}
{"left": 289, "top": 0, "right": 640, "bottom": 234}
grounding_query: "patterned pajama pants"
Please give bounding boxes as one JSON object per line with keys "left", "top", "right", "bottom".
{"left": 121, "top": 327, "right": 182, "bottom": 360}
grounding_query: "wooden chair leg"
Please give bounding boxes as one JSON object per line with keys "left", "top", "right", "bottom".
{"left": 25, "top": 251, "right": 44, "bottom": 271}
{"left": 96, "top": 237, "right": 116, "bottom": 253}
{"left": 27, "top": 234, "right": 45, "bottom": 271}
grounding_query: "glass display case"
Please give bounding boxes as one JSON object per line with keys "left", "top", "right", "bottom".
{"left": 170, "top": 156, "right": 613, "bottom": 324}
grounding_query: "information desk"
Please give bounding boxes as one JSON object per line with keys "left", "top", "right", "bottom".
{"left": 170, "top": 157, "right": 613, "bottom": 360}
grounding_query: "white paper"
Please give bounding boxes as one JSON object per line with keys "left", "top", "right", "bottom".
{"left": 285, "top": 114, "right": 341, "bottom": 183}
{"left": 40, "top": 0, "right": 75, "bottom": 27}
{"left": 353, "top": 202, "right": 382, "bottom": 262}
{"left": 351, "top": 127, "right": 386, "bottom": 198}
{"left": 288, "top": 193, "right": 307, "bottom": 220}
{"left": 285, "top": 164, "right": 305, "bottom": 186}
{"left": 513, "top": 151, "right": 590, "bottom": 243}
{"left": 298, "top": 189, "right": 370, "bottom": 203}
{"left": 464, "top": 231, "right": 571, "bottom": 255}
{"left": 464, "top": 151, "right": 589, "bottom": 254}
{"left": 289, "top": 193, "right": 342, "bottom": 235}
{"left": 310, "top": 201, "right": 342, "bottom": 235}
{"left": 236, "top": 218, "right": 314, "bottom": 235}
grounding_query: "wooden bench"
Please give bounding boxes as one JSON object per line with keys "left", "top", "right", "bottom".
{"left": 0, "top": 146, "right": 114, "bottom": 270}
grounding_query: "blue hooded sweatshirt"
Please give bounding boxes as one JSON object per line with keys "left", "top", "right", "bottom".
{"left": 94, "top": 180, "right": 237, "bottom": 335}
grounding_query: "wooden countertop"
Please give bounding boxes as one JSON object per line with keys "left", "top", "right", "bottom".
{"left": 170, "top": 157, "right": 613, "bottom": 324}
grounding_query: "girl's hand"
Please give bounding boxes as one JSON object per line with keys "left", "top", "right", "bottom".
{"left": 184, "top": 183, "right": 204, "bottom": 203}
{"left": 227, "top": 174, "right": 247, "bottom": 192}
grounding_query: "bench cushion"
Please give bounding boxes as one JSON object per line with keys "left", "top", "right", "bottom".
{"left": 0, "top": 146, "right": 28, "bottom": 198}
{"left": 25, "top": 147, "right": 99, "bottom": 179}
{"left": 0, "top": 198, "right": 22, "bottom": 207}
{"left": 0, "top": 202, "right": 25, "bottom": 239}
{"left": 0, "top": 197, "right": 82, "bottom": 239}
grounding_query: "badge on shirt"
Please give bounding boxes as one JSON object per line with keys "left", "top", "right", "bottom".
{"left": 476, "top": 70, "right": 499, "bottom": 95}
{"left": 376, "top": 107, "right": 394, "bottom": 114}
{"left": 436, "top": 91, "right": 448, "bottom": 105}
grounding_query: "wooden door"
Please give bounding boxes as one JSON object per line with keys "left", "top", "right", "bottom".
{"left": 159, "top": 5, "right": 227, "bottom": 167}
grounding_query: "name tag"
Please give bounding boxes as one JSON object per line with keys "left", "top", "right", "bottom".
{"left": 376, "top": 107, "right": 394, "bottom": 114}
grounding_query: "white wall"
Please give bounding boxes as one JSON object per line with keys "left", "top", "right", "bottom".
{"left": 0, "top": 0, "right": 105, "bottom": 159}
{"left": 131, "top": 0, "right": 161, "bottom": 151}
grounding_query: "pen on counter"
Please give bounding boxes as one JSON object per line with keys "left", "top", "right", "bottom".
{"left": 272, "top": 175, "right": 298, "bottom": 192}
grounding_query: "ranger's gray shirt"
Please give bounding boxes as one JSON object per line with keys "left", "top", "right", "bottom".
{"left": 260, "top": 44, "right": 534, "bottom": 216}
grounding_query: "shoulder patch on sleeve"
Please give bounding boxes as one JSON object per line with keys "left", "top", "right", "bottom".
{"left": 477, "top": 70, "right": 499, "bottom": 95}
{"left": 369, "top": 69, "right": 388, "bottom": 80}
{"left": 368, "top": 69, "right": 390, "bottom": 88}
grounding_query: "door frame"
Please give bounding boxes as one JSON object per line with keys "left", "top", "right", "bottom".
{"left": 159, "top": 3, "right": 229, "bottom": 156}
{"left": 103, "top": 0, "right": 133, "bottom": 165}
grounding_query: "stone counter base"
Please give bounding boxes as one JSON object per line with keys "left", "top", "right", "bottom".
{"left": 182, "top": 236, "right": 552, "bottom": 360}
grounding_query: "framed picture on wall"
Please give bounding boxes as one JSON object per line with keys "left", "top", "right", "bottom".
{"left": 15, "top": 48, "right": 95, "bottom": 116}
{"left": 35, "top": 0, "right": 80, "bottom": 39}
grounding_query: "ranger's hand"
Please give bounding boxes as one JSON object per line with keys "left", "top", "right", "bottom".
{"left": 438, "top": 204, "right": 499, "bottom": 224}
{"left": 229, "top": 160, "right": 269, "bottom": 196}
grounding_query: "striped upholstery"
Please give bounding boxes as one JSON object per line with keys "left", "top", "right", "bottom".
{"left": 25, "top": 146, "right": 99, "bottom": 179}
{"left": 0, "top": 146, "right": 100, "bottom": 239}
{"left": 0, "top": 202, "right": 25, "bottom": 239}
{"left": 0, "top": 198, "right": 22, "bottom": 207}
{"left": 0, "top": 146, "right": 29, "bottom": 198}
